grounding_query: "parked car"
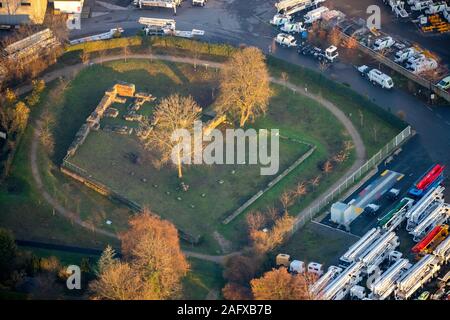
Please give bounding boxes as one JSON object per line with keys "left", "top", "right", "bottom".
{"left": 437, "top": 76, "right": 450, "bottom": 90}
{"left": 417, "top": 291, "right": 430, "bottom": 300}
{"left": 365, "top": 203, "right": 381, "bottom": 215}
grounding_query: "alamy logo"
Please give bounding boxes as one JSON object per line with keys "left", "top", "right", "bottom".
{"left": 171, "top": 121, "right": 280, "bottom": 176}
{"left": 367, "top": 5, "right": 381, "bottom": 30}
{"left": 66, "top": 265, "right": 81, "bottom": 290}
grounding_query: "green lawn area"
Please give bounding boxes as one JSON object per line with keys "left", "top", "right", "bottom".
{"left": 19, "top": 246, "right": 100, "bottom": 266}
{"left": 0, "top": 49, "right": 405, "bottom": 256}
{"left": 277, "top": 222, "right": 358, "bottom": 266}
{"left": 183, "top": 258, "right": 225, "bottom": 300}
{"left": 62, "top": 61, "right": 319, "bottom": 244}
{"left": 267, "top": 57, "right": 405, "bottom": 157}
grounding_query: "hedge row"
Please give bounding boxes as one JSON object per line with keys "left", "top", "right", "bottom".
{"left": 66, "top": 35, "right": 236, "bottom": 59}
{"left": 66, "top": 36, "right": 143, "bottom": 53}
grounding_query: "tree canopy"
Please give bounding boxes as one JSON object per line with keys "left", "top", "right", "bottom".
{"left": 215, "top": 47, "right": 272, "bottom": 127}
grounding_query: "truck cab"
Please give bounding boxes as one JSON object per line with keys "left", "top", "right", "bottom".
{"left": 324, "top": 45, "right": 339, "bottom": 62}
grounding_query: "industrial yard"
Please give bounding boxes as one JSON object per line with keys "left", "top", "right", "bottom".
{"left": 0, "top": 0, "right": 449, "bottom": 305}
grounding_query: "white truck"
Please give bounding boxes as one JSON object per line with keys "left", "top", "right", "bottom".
{"left": 133, "top": 0, "right": 182, "bottom": 14}
{"left": 270, "top": 14, "right": 292, "bottom": 26}
{"left": 304, "top": 6, "right": 329, "bottom": 24}
{"left": 275, "top": 33, "right": 298, "bottom": 47}
{"left": 281, "top": 21, "right": 306, "bottom": 33}
{"left": 373, "top": 36, "right": 396, "bottom": 51}
{"left": 299, "top": 44, "right": 339, "bottom": 63}
{"left": 139, "top": 17, "right": 205, "bottom": 38}
{"left": 358, "top": 65, "right": 395, "bottom": 89}
{"left": 275, "top": 0, "right": 325, "bottom": 16}
{"left": 139, "top": 17, "right": 176, "bottom": 35}
{"left": 192, "top": 0, "right": 207, "bottom": 6}
{"left": 69, "top": 28, "right": 124, "bottom": 45}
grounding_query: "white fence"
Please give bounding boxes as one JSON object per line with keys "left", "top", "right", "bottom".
{"left": 293, "top": 126, "right": 412, "bottom": 231}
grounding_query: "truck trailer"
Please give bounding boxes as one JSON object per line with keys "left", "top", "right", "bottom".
{"left": 358, "top": 65, "right": 394, "bottom": 89}
{"left": 275, "top": 0, "right": 325, "bottom": 16}
{"left": 304, "top": 6, "right": 329, "bottom": 24}
{"left": 409, "top": 164, "right": 445, "bottom": 198}
{"left": 133, "top": 0, "right": 182, "bottom": 14}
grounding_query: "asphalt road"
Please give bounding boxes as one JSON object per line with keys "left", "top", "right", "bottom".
{"left": 73, "top": 0, "right": 450, "bottom": 188}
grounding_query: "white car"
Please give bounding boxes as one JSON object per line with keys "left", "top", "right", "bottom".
{"left": 275, "top": 33, "right": 297, "bottom": 48}
{"left": 437, "top": 76, "right": 450, "bottom": 90}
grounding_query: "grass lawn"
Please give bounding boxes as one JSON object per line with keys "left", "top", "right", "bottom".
{"left": 183, "top": 258, "right": 225, "bottom": 300}
{"left": 66, "top": 60, "right": 316, "bottom": 242}
{"left": 268, "top": 57, "right": 405, "bottom": 157}
{"left": 0, "top": 50, "right": 404, "bottom": 256}
{"left": 19, "top": 246, "right": 100, "bottom": 266}
{"left": 277, "top": 222, "right": 359, "bottom": 266}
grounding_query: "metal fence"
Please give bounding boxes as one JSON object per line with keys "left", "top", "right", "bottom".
{"left": 292, "top": 126, "right": 412, "bottom": 231}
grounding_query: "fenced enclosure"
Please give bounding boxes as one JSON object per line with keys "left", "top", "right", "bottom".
{"left": 293, "top": 125, "right": 412, "bottom": 232}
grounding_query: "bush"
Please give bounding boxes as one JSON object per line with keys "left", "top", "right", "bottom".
{"left": 66, "top": 36, "right": 142, "bottom": 53}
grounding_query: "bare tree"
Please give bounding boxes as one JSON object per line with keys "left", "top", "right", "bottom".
{"left": 281, "top": 72, "right": 289, "bottom": 88}
{"left": 215, "top": 47, "right": 272, "bottom": 127}
{"left": 43, "top": 12, "right": 69, "bottom": 43}
{"left": 280, "top": 190, "right": 295, "bottom": 212}
{"left": 343, "top": 140, "right": 354, "bottom": 152}
{"left": 139, "top": 94, "right": 202, "bottom": 179}
{"left": 5, "top": 0, "right": 21, "bottom": 15}
{"left": 80, "top": 48, "right": 90, "bottom": 65}
{"left": 249, "top": 213, "right": 295, "bottom": 254}
{"left": 373, "top": 125, "right": 378, "bottom": 142}
{"left": 39, "top": 125, "right": 55, "bottom": 155}
{"left": 358, "top": 109, "right": 364, "bottom": 127}
{"left": 323, "top": 160, "right": 333, "bottom": 176}
{"left": 90, "top": 261, "right": 143, "bottom": 300}
{"left": 122, "top": 41, "right": 130, "bottom": 62}
{"left": 310, "top": 175, "right": 321, "bottom": 191}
